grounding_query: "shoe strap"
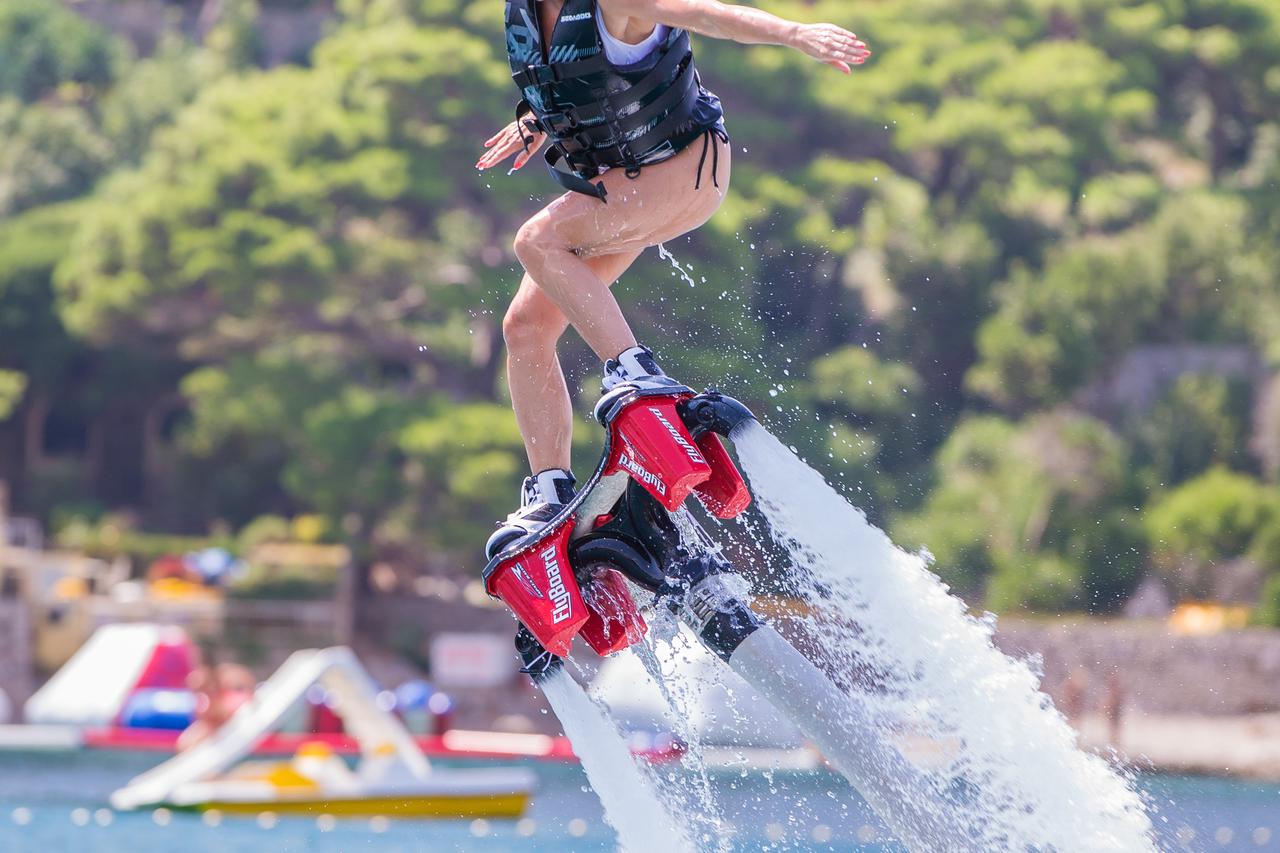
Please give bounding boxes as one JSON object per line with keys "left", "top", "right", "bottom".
{"left": 524, "top": 469, "right": 576, "bottom": 506}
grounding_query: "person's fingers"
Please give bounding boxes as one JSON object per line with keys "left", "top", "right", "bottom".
{"left": 477, "top": 146, "right": 505, "bottom": 169}
{"left": 480, "top": 138, "right": 527, "bottom": 170}
{"left": 827, "top": 59, "right": 852, "bottom": 74}
{"left": 513, "top": 140, "right": 531, "bottom": 169}
{"left": 836, "top": 40, "right": 869, "bottom": 61}
{"left": 478, "top": 126, "right": 548, "bottom": 170}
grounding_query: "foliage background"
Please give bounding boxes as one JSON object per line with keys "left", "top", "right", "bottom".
{"left": 1, "top": 0, "right": 1278, "bottom": 616}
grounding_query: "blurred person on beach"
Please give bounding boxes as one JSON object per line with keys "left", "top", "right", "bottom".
{"left": 1103, "top": 670, "right": 1125, "bottom": 748}
{"left": 178, "top": 661, "right": 255, "bottom": 750}
{"left": 1060, "top": 666, "right": 1089, "bottom": 723}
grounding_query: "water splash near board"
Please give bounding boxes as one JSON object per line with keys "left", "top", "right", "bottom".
{"left": 540, "top": 667, "right": 698, "bottom": 853}
{"left": 729, "top": 420, "right": 1156, "bottom": 851}
{"left": 630, "top": 632, "right": 733, "bottom": 853}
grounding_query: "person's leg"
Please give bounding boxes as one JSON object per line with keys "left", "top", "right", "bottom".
{"left": 488, "top": 137, "right": 732, "bottom": 553}
{"left": 503, "top": 251, "right": 642, "bottom": 473}
{"left": 511, "top": 134, "right": 732, "bottom": 363}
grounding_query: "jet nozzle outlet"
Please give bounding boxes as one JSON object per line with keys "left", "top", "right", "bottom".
{"left": 680, "top": 391, "right": 756, "bottom": 439}
{"left": 515, "top": 625, "right": 564, "bottom": 683}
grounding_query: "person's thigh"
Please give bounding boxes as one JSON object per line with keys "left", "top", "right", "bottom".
{"left": 529, "top": 135, "right": 732, "bottom": 260}
{"left": 507, "top": 249, "right": 646, "bottom": 337}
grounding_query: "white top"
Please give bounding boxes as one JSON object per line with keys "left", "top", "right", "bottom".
{"left": 596, "top": 6, "right": 669, "bottom": 65}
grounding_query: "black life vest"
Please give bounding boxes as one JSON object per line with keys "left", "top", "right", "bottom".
{"left": 505, "top": 0, "right": 724, "bottom": 200}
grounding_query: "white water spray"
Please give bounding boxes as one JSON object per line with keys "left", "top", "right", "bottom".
{"left": 630, "top": 635, "right": 732, "bottom": 853}
{"left": 540, "top": 668, "right": 697, "bottom": 853}
{"left": 658, "top": 243, "right": 700, "bottom": 289}
{"left": 729, "top": 421, "right": 1156, "bottom": 851}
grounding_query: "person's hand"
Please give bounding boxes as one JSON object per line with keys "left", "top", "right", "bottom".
{"left": 476, "top": 120, "right": 547, "bottom": 171}
{"left": 790, "top": 23, "right": 870, "bottom": 74}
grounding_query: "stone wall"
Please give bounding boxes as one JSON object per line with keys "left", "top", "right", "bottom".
{"left": 1074, "top": 343, "right": 1267, "bottom": 420}
{"left": 355, "top": 594, "right": 1280, "bottom": 730}
{"left": 996, "top": 619, "right": 1280, "bottom": 716}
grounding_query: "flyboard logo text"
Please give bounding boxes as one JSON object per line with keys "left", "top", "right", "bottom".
{"left": 649, "top": 407, "right": 705, "bottom": 464}
{"left": 617, "top": 451, "right": 667, "bottom": 495}
{"left": 542, "top": 545, "right": 573, "bottom": 624}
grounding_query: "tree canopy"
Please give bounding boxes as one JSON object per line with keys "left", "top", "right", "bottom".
{"left": 2, "top": 0, "right": 1279, "bottom": 613}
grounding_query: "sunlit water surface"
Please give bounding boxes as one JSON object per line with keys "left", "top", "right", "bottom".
{"left": 0, "top": 751, "right": 1277, "bottom": 851}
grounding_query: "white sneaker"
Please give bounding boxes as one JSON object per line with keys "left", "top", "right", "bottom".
{"left": 595, "top": 345, "right": 688, "bottom": 423}
{"left": 602, "top": 345, "right": 683, "bottom": 392}
{"left": 485, "top": 469, "right": 576, "bottom": 559}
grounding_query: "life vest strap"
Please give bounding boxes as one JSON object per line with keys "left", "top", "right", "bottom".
{"left": 513, "top": 51, "right": 609, "bottom": 89}
{"left": 538, "top": 40, "right": 695, "bottom": 140}
{"left": 545, "top": 146, "right": 609, "bottom": 202}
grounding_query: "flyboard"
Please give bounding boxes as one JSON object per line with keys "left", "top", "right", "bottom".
{"left": 484, "top": 386, "right": 974, "bottom": 849}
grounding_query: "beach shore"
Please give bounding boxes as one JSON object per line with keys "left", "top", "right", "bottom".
{"left": 1075, "top": 712, "right": 1280, "bottom": 780}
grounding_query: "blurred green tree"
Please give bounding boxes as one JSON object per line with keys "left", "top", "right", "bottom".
{"left": 0, "top": 0, "right": 1273, "bottom": 612}
{"left": 0, "top": 98, "right": 113, "bottom": 217}
{"left": 897, "top": 412, "right": 1144, "bottom": 611}
{"left": 1133, "top": 374, "right": 1255, "bottom": 490}
{"left": 1145, "top": 467, "right": 1280, "bottom": 600}
{"left": 0, "top": 0, "right": 121, "bottom": 102}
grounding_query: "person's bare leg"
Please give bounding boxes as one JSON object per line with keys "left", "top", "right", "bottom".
{"left": 504, "top": 251, "right": 642, "bottom": 473}
{"left": 511, "top": 135, "right": 732, "bottom": 362}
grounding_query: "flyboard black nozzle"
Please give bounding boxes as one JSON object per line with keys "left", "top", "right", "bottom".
{"left": 515, "top": 624, "right": 563, "bottom": 683}
{"left": 679, "top": 390, "right": 756, "bottom": 439}
{"left": 659, "top": 553, "right": 762, "bottom": 662}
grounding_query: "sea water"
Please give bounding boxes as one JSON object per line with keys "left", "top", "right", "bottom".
{"left": 0, "top": 748, "right": 1275, "bottom": 852}
{"left": 539, "top": 667, "right": 697, "bottom": 853}
{"left": 729, "top": 421, "right": 1157, "bottom": 851}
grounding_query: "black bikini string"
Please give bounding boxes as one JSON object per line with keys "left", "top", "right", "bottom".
{"left": 695, "top": 128, "right": 729, "bottom": 190}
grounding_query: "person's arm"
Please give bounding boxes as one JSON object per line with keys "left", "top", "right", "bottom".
{"left": 602, "top": 0, "right": 869, "bottom": 72}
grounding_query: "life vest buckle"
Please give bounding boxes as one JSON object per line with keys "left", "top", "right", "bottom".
{"left": 544, "top": 110, "right": 581, "bottom": 135}
{"left": 519, "top": 64, "right": 559, "bottom": 88}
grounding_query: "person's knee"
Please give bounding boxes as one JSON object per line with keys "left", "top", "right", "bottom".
{"left": 513, "top": 217, "right": 557, "bottom": 271}
{"left": 502, "top": 298, "right": 557, "bottom": 352}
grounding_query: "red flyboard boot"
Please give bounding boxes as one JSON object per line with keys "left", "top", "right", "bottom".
{"left": 485, "top": 345, "right": 755, "bottom": 660}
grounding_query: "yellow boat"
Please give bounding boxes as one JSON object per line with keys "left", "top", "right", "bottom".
{"left": 111, "top": 648, "right": 536, "bottom": 820}
{"left": 158, "top": 740, "right": 533, "bottom": 819}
